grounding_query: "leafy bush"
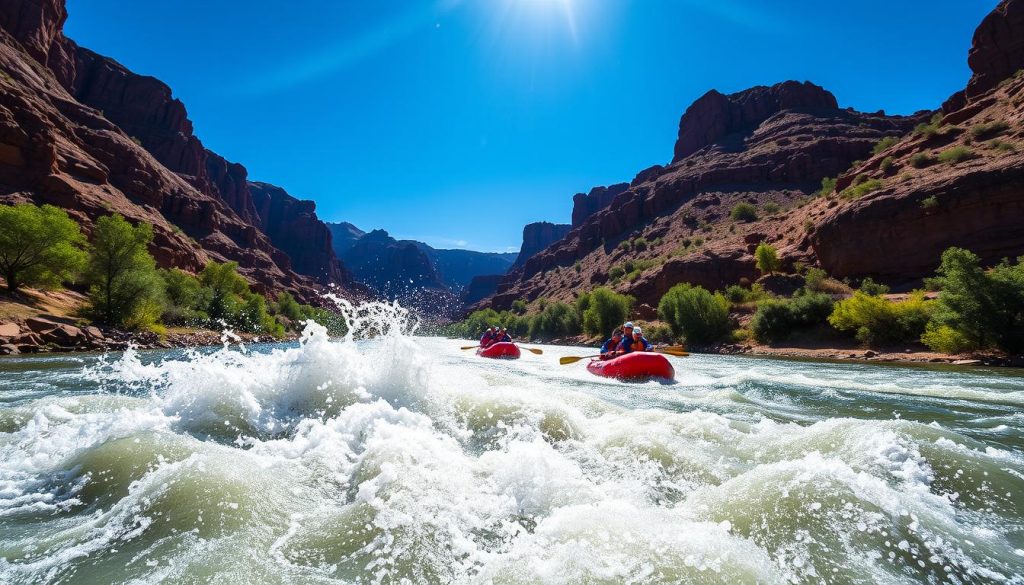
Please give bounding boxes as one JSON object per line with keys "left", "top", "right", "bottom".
{"left": 828, "top": 291, "right": 933, "bottom": 346}
{"left": 858, "top": 277, "right": 890, "bottom": 296}
{"left": 608, "top": 265, "right": 626, "bottom": 281}
{"left": 970, "top": 121, "right": 1009, "bottom": 140}
{"left": 632, "top": 237, "right": 649, "bottom": 252}
{"left": 762, "top": 202, "right": 781, "bottom": 215}
{"left": 755, "top": 242, "right": 782, "bottom": 276}
{"left": 751, "top": 293, "right": 834, "bottom": 343}
{"left": 921, "top": 248, "right": 1024, "bottom": 353}
{"left": 274, "top": 291, "right": 304, "bottom": 321}
{"left": 201, "top": 261, "right": 250, "bottom": 323}
{"left": 511, "top": 299, "right": 528, "bottom": 315}
{"left": 920, "top": 195, "right": 939, "bottom": 209}
{"left": 937, "top": 146, "right": 974, "bottom": 164}
{"left": 85, "top": 214, "right": 165, "bottom": 329}
{"left": 159, "top": 268, "right": 210, "bottom": 325}
{"left": 819, "top": 177, "right": 837, "bottom": 197}
{"left": 0, "top": 203, "right": 87, "bottom": 292}
{"left": 909, "top": 153, "right": 935, "bottom": 168}
{"left": 724, "top": 284, "right": 770, "bottom": 304}
{"left": 730, "top": 202, "right": 758, "bottom": 222}
{"left": 990, "top": 139, "right": 1017, "bottom": 153}
{"left": 578, "top": 287, "right": 633, "bottom": 337}
{"left": 880, "top": 156, "right": 895, "bottom": 173}
{"left": 529, "top": 301, "right": 580, "bottom": 340}
{"left": 840, "top": 178, "right": 883, "bottom": 199}
{"left": 913, "top": 113, "right": 944, "bottom": 138}
{"left": 872, "top": 136, "right": 899, "bottom": 155}
{"left": 658, "top": 284, "right": 731, "bottom": 344}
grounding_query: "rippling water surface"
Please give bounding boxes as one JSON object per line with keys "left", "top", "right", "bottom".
{"left": 1, "top": 304, "right": 1023, "bottom": 584}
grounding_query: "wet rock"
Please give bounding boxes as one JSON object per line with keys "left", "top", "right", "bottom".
{"left": 864, "top": 350, "right": 877, "bottom": 358}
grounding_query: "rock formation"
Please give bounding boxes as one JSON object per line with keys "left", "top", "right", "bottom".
{"left": 0, "top": 0, "right": 356, "bottom": 303}
{"left": 510, "top": 222, "right": 572, "bottom": 270}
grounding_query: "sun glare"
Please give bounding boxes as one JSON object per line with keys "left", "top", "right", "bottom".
{"left": 507, "top": 0, "right": 579, "bottom": 42}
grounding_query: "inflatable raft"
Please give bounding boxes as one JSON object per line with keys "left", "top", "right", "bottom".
{"left": 586, "top": 352, "right": 675, "bottom": 381}
{"left": 477, "top": 342, "right": 521, "bottom": 360}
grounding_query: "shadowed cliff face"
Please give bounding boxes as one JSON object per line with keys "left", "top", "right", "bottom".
{"left": 0, "top": 0, "right": 356, "bottom": 302}
{"left": 510, "top": 222, "right": 571, "bottom": 271}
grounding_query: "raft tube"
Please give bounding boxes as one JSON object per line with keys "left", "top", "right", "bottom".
{"left": 586, "top": 352, "right": 675, "bottom": 381}
{"left": 477, "top": 342, "right": 521, "bottom": 360}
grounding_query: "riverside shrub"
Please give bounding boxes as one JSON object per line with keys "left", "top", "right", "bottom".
{"left": 751, "top": 292, "right": 833, "bottom": 344}
{"left": 85, "top": 214, "right": 165, "bottom": 329}
{"left": 755, "top": 242, "right": 782, "bottom": 276}
{"left": 578, "top": 287, "right": 633, "bottom": 337}
{"left": 921, "top": 248, "right": 1024, "bottom": 353}
{"left": 529, "top": 301, "right": 580, "bottom": 340}
{"left": 828, "top": 291, "right": 933, "bottom": 346}
{"left": 730, "top": 202, "right": 758, "bottom": 222}
{"left": 657, "top": 284, "right": 731, "bottom": 344}
{"left": 0, "top": 203, "right": 87, "bottom": 293}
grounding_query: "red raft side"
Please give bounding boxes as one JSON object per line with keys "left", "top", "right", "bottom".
{"left": 586, "top": 352, "right": 675, "bottom": 381}
{"left": 477, "top": 342, "right": 522, "bottom": 360}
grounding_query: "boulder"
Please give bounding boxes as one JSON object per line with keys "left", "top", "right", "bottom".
{"left": 0, "top": 322, "right": 21, "bottom": 337}
{"left": 43, "top": 324, "right": 88, "bottom": 346}
{"left": 25, "top": 317, "right": 61, "bottom": 334}
{"left": 1, "top": 344, "right": 19, "bottom": 355}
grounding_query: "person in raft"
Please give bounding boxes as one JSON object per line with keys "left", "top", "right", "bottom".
{"left": 480, "top": 327, "right": 496, "bottom": 348}
{"left": 494, "top": 327, "right": 513, "bottom": 344}
{"left": 599, "top": 329, "right": 625, "bottom": 360}
{"left": 620, "top": 326, "right": 654, "bottom": 354}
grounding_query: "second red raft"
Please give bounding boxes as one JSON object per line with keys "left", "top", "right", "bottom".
{"left": 477, "top": 342, "right": 522, "bottom": 360}
{"left": 586, "top": 352, "right": 675, "bottom": 381}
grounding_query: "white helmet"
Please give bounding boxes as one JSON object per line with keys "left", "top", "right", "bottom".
{"left": 632, "top": 327, "right": 643, "bottom": 335}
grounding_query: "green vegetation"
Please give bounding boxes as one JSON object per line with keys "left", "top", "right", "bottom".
{"left": 970, "top": 121, "right": 1009, "bottom": 140}
{"left": 819, "top": 177, "right": 837, "bottom": 197}
{"left": 920, "top": 195, "right": 939, "bottom": 210}
{"left": 990, "top": 139, "right": 1017, "bottom": 153}
{"left": 578, "top": 287, "right": 634, "bottom": 337}
{"left": 858, "top": 277, "right": 890, "bottom": 296}
{"left": 511, "top": 299, "right": 528, "bottom": 315}
{"left": 804, "top": 267, "right": 852, "bottom": 295}
{"left": 937, "top": 146, "right": 974, "bottom": 164}
{"left": 730, "top": 202, "right": 758, "bottom": 222}
{"left": 754, "top": 242, "right": 781, "bottom": 276}
{"left": 658, "top": 284, "right": 731, "bottom": 344}
{"left": 529, "top": 301, "right": 579, "bottom": 340}
{"left": 762, "top": 202, "right": 781, "bottom": 215}
{"left": 840, "top": 178, "right": 884, "bottom": 199}
{"left": 921, "top": 248, "right": 1024, "bottom": 354}
{"left": 829, "top": 291, "right": 932, "bottom": 346}
{"left": 913, "top": 113, "right": 944, "bottom": 138}
{"left": 0, "top": 203, "right": 88, "bottom": 293}
{"left": 872, "top": 136, "right": 899, "bottom": 155}
{"left": 751, "top": 292, "right": 834, "bottom": 344}
{"left": 909, "top": 153, "right": 935, "bottom": 168}
{"left": 85, "top": 214, "right": 164, "bottom": 329}
{"left": 724, "top": 284, "right": 770, "bottom": 304}
{"left": 880, "top": 156, "right": 895, "bottom": 173}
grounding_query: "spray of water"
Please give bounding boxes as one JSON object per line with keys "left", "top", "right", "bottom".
{"left": 1, "top": 299, "right": 1022, "bottom": 584}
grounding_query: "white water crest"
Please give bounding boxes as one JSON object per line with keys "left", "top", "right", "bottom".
{"left": 1, "top": 300, "right": 1023, "bottom": 584}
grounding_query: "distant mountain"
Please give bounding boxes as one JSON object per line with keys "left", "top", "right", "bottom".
{"left": 325, "top": 223, "right": 517, "bottom": 308}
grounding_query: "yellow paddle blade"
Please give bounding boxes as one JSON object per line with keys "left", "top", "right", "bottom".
{"left": 656, "top": 347, "right": 690, "bottom": 357}
{"left": 460, "top": 346, "right": 478, "bottom": 351}
{"left": 524, "top": 347, "right": 544, "bottom": 355}
{"left": 560, "top": 354, "right": 599, "bottom": 365}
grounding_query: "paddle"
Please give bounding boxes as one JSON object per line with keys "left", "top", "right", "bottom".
{"left": 461, "top": 344, "right": 544, "bottom": 355}
{"left": 560, "top": 345, "right": 689, "bottom": 365}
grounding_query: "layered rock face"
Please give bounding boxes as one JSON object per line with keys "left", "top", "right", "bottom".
{"left": 0, "top": 0, "right": 354, "bottom": 302}
{"left": 510, "top": 222, "right": 571, "bottom": 270}
{"left": 808, "top": 0, "right": 1024, "bottom": 280}
{"left": 475, "top": 0, "right": 1024, "bottom": 313}
{"left": 477, "top": 81, "right": 922, "bottom": 309}
{"left": 571, "top": 184, "right": 628, "bottom": 227}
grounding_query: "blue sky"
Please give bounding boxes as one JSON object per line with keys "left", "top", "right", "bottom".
{"left": 65, "top": 0, "right": 997, "bottom": 252}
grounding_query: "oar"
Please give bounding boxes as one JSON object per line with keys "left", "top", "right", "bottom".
{"left": 461, "top": 345, "right": 544, "bottom": 355}
{"left": 560, "top": 346, "right": 689, "bottom": 365}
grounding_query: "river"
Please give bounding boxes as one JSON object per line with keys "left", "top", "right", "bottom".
{"left": 1, "top": 304, "right": 1022, "bottom": 584}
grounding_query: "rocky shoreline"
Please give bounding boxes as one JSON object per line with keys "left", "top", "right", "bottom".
{"left": 0, "top": 316, "right": 296, "bottom": 356}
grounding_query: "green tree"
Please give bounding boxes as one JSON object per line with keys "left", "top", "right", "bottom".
{"left": 751, "top": 293, "right": 834, "bottom": 344}
{"left": 200, "top": 261, "right": 249, "bottom": 322}
{"left": 829, "top": 291, "right": 932, "bottom": 346}
{"left": 755, "top": 242, "right": 782, "bottom": 276}
{"left": 921, "top": 248, "right": 1024, "bottom": 353}
{"left": 529, "top": 301, "right": 580, "bottom": 340}
{"left": 657, "top": 283, "right": 731, "bottom": 344}
{"left": 85, "top": 214, "right": 164, "bottom": 328}
{"left": 578, "top": 287, "right": 633, "bottom": 337}
{"left": 0, "top": 203, "right": 87, "bottom": 293}
{"left": 274, "top": 291, "right": 303, "bottom": 321}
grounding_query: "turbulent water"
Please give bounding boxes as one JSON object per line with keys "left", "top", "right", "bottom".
{"left": 1, "top": 303, "right": 1023, "bottom": 584}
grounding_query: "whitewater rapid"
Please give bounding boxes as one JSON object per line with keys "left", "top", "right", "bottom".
{"left": 1, "top": 304, "right": 1023, "bottom": 584}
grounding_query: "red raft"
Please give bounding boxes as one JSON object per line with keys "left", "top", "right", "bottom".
{"left": 477, "top": 342, "right": 522, "bottom": 360}
{"left": 586, "top": 352, "right": 675, "bottom": 381}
